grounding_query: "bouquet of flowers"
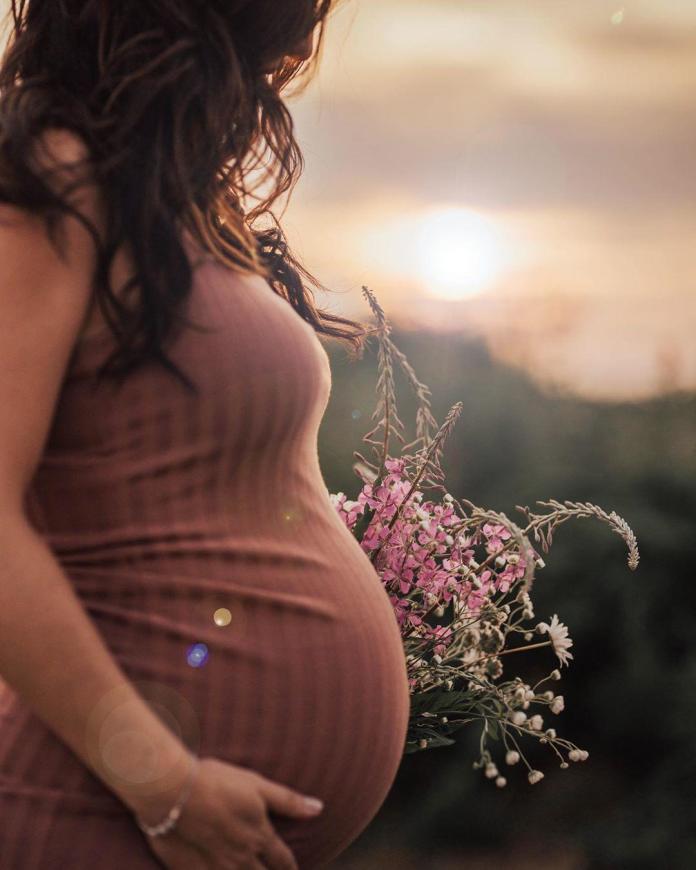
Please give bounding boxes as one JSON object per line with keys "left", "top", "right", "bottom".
{"left": 328, "top": 286, "right": 640, "bottom": 788}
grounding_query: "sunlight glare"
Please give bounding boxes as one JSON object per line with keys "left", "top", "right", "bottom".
{"left": 416, "top": 207, "right": 508, "bottom": 300}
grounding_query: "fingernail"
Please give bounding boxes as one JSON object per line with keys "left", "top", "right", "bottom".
{"left": 304, "top": 797, "right": 324, "bottom": 813}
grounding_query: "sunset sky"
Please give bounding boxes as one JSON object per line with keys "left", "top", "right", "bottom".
{"left": 283, "top": 0, "right": 696, "bottom": 400}
{"left": 1, "top": 1, "right": 694, "bottom": 400}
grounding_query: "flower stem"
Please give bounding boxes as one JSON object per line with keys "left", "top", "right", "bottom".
{"left": 492, "top": 640, "right": 552, "bottom": 659}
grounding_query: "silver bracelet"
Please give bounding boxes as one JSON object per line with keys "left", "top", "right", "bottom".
{"left": 135, "top": 753, "right": 200, "bottom": 838}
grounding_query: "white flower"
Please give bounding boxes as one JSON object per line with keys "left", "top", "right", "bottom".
{"left": 569, "top": 748, "right": 589, "bottom": 762}
{"left": 510, "top": 711, "right": 527, "bottom": 726}
{"left": 550, "top": 669, "right": 561, "bottom": 681}
{"left": 528, "top": 714, "right": 544, "bottom": 730}
{"left": 536, "top": 614, "right": 574, "bottom": 667}
{"left": 495, "top": 776, "right": 507, "bottom": 788}
{"left": 516, "top": 589, "right": 530, "bottom": 604}
{"left": 550, "top": 695, "right": 565, "bottom": 714}
{"left": 528, "top": 769, "right": 544, "bottom": 785}
{"left": 505, "top": 750, "right": 520, "bottom": 765}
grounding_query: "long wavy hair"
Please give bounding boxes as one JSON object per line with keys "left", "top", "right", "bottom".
{"left": 0, "top": 0, "right": 373, "bottom": 393}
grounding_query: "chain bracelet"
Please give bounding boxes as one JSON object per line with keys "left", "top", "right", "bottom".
{"left": 135, "top": 752, "right": 200, "bottom": 838}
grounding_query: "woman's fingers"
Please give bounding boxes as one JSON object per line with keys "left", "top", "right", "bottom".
{"left": 253, "top": 774, "right": 324, "bottom": 820}
{"left": 258, "top": 827, "right": 300, "bottom": 870}
{"left": 146, "top": 831, "right": 210, "bottom": 870}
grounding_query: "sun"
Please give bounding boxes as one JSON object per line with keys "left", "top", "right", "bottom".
{"left": 415, "top": 207, "right": 508, "bottom": 300}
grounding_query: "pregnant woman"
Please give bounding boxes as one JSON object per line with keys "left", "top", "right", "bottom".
{"left": 0, "top": 1, "right": 410, "bottom": 868}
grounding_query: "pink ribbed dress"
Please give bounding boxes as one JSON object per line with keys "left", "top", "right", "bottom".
{"left": 0, "top": 232, "right": 410, "bottom": 868}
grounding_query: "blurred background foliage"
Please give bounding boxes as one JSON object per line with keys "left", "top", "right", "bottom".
{"left": 322, "top": 328, "right": 696, "bottom": 870}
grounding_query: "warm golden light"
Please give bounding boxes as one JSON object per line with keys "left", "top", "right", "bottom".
{"left": 416, "top": 207, "right": 509, "bottom": 300}
{"left": 213, "top": 608, "right": 232, "bottom": 627}
{"left": 355, "top": 204, "right": 512, "bottom": 303}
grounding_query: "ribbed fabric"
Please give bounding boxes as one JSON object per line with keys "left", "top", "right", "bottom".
{"left": 0, "top": 232, "right": 411, "bottom": 869}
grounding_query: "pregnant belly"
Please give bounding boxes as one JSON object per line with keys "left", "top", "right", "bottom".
{"left": 1, "top": 524, "right": 410, "bottom": 869}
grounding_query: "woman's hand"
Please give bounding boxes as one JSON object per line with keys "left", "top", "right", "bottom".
{"left": 142, "top": 756, "right": 322, "bottom": 869}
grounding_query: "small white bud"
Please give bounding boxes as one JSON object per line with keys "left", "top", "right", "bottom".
{"left": 528, "top": 769, "right": 544, "bottom": 785}
{"left": 550, "top": 695, "right": 565, "bottom": 714}
{"left": 550, "top": 669, "right": 561, "bottom": 681}
{"left": 495, "top": 776, "right": 507, "bottom": 788}
{"left": 528, "top": 714, "right": 544, "bottom": 731}
{"left": 505, "top": 750, "right": 520, "bottom": 765}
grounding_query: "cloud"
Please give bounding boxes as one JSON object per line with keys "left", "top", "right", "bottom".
{"left": 294, "top": 72, "right": 696, "bottom": 213}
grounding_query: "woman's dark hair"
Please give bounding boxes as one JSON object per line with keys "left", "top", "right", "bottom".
{"left": 0, "top": 0, "right": 373, "bottom": 393}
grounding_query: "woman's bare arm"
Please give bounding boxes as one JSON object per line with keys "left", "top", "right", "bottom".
{"left": 0, "top": 128, "right": 191, "bottom": 826}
